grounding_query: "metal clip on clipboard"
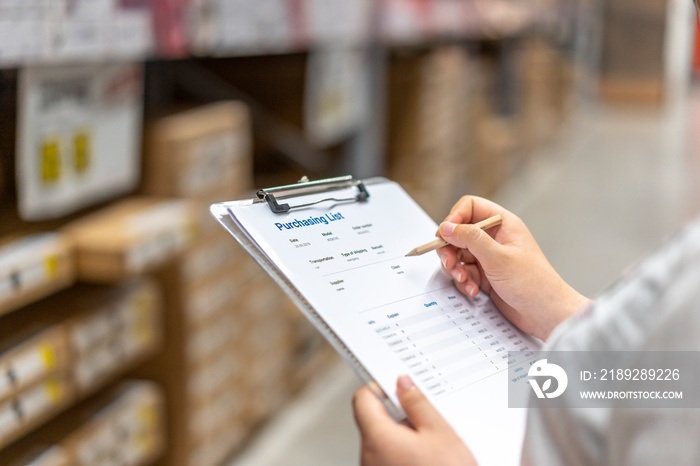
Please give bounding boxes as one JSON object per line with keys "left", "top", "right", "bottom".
{"left": 256, "top": 175, "right": 370, "bottom": 213}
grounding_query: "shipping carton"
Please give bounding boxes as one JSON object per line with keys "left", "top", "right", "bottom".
{"left": 63, "top": 198, "right": 195, "bottom": 282}
{"left": 0, "top": 233, "right": 74, "bottom": 318}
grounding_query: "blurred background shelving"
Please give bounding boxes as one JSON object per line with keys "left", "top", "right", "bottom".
{"left": 0, "top": 0, "right": 698, "bottom": 465}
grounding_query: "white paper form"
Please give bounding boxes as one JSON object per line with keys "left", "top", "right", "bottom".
{"left": 217, "top": 180, "right": 539, "bottom": 465}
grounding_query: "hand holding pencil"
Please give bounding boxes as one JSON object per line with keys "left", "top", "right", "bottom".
{"left": 405, "top": 214, "right": 503, "bottom": 257}
{"left": 418, "top": 195, "right": 591, "bottom": 342}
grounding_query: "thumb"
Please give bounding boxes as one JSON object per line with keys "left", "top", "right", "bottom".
{"left": 353, "top": 385, "right": 397, "bottom": 438}
{"left": 396, "top": 375, "right": 448, "bottom": 432}
{"left": 439, "top": 221, "right": 501, "bottom": 262}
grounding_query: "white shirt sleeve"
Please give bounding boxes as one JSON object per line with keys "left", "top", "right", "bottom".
{"left": 521, "top": 215, "right": 700, "bottom": 465}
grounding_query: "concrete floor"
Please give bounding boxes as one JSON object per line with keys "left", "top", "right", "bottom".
{"left": 229, "top": 88, "right": 700, "bottom": 466}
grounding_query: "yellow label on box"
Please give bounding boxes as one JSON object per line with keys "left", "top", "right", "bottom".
{"left": 39, "top": 342, "right": 57, "bottom": 370}
{"left": 137, "top": 404, "right": 157, "bottom": 430}
{"left": 40, "top": 138, "right": 62, "bottom": 184}
{"left": 135, "top": 431, "right": 155, "bottom": 455}
{"left": 131, "top": 294, "right": 153, "bottom": 345}
{"left": 73, "top": 129, "right": 91, "bottom": 174}
{"left": 44, "top": 379, "right": 63, "bottom": 404}
{"left": 44, "top": 255, "right": 58, "bottom": 278}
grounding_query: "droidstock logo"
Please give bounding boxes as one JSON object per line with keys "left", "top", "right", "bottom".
{"left": 528, "top": 359, "right": 568, "bottom": 399}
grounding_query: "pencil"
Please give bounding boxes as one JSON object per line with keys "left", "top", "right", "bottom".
{"left": 405, "top": 214, "right": 503, "bottom": 257}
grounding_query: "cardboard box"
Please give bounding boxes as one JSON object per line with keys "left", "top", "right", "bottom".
{"left": 188, "top": 422, "right": 247, "bottom": 466}
{"left": 188, "top": 388, "right": 245, "bottom": 444}
{"left": 386, "top": 47, "right": 475, "bottom": 219}
{"left": 191, "top": 200, "right": 224, "bottom": 240}
{"left": 0, "top": 326, "right": 69, "bottom": 404}
{"left": 142, "top": 101, "right": 253, "bottom": 200}
{"left": 185, "top": 311, "right": 243, "bottom": 365}
{"left": 186, "top": 348, "right": 245, "bottom": 407}
{"left": 0, "top": 376, "right": 74, "bottom": 450}
{"left": 0, "top": 279, "right": 163, "bottom": 451}
{"left": 132, "top": 258, "right": 265, "bottom": 466}
{"left": 599, "top": 0, "right": 667, "bottom": 106}
{"left": 0, "top": 233, "right": 74, "bottom": 318}
{"left": 518, "top": 38, "right": 569, "bottom": 151}
{"left": 65, "top": 280, "right": 163, "bottom": 395}
{"left": 63, "top": 198, "right": 196, "bottom": 282}
{"left": 0, "top": 3, "right": 153, "bottom": 67}
{"left": 61, "top": 382, "right": 165, "bottom": 466}
{"left": 9, "top": 278, "right": 163, "bottom": 399}
{"left": 180, "top": 233, "right": 242, "bottom": 289}
{"left": 182, "top": 266, "right": 246, "bottom": 329}
{"left": 3, "top": 381, "right": 165, "bottom": 466}
{"left": 131, "top": 264, "right": 198, "bottom": 466}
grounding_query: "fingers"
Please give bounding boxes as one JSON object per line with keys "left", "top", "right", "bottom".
{"left": 437, "top": 245, "right": 459, "bottom": 270}
{"left": 437, "top": 247, "right": 483, "bottom": 298}
{"left": 463, "top": 264, "right": 481, "bottom": 297}
{"left": 353, "top": 385, "right": 396, "bottom": 438}
{"left": 457, "top": 248, "right": 477, "bottom": 265}
{"left": 439, "top": 221, "right": 503, "bottom": 264}
{"left": 446, "top": 195, "right": 506, "bottom": 225}
{"left": 396, "top": 375, "right": 449, "bottom": 432}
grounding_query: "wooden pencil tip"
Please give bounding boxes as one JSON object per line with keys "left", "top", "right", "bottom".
{"left": 405, "top": 250, "right": 417, "bottom": 257}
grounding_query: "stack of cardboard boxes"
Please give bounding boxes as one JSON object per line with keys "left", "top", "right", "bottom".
{"left": 518, "top": 37, "right": 572, "bottom": 151}
{"left": 1, "top": 96, "right": 337, "bottom": 465}
{"left": 387, "top": 40, "right": 576, "bottom": 207}
{"left": 58, "top": 281, "right": 163, "bottom": 397}
{"left": 0, "top": 278, "right": 163, "bottom": 454}
{"left": 139, "top": 100, "right": 299, "bottom": 466}
{"left": 0, "top": 324, "right": 72, "bottom": 450}
{"left": 599, "top": 0, "right": 667, "bottom": 105}
{"left": 387, "top": 47, "right": 476, "bottom": 219}
{"left": 4, "top": 381, "right": 165, "bottom": 466}
{"left": 0, "top": 59, "right": 184, "bottom": 458}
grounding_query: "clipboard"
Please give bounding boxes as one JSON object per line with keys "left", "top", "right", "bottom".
{"left": 210, "top": 175, "right": 539, "bottom": 465}
{"left": 210, "top": 176, "right": 401, "bottom": 417}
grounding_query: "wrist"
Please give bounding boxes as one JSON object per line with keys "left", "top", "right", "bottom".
{"left": 541, "top": 285, "right": 590, "bottom": 341}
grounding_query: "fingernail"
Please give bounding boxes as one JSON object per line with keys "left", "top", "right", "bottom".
{"left": 451, "top": 269, "right": 463, "bottom": 282}
{"left": 397, "top": 374, "right": 415, "bottom": 391}
{"left": 467, "top": 284, "right": 477, "bottom": 296}
{"left": 440, "top": 222, "right": 457, "bottom": 237}
{"left": 441, "top": 255, "right": 448, "bottom": 269}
